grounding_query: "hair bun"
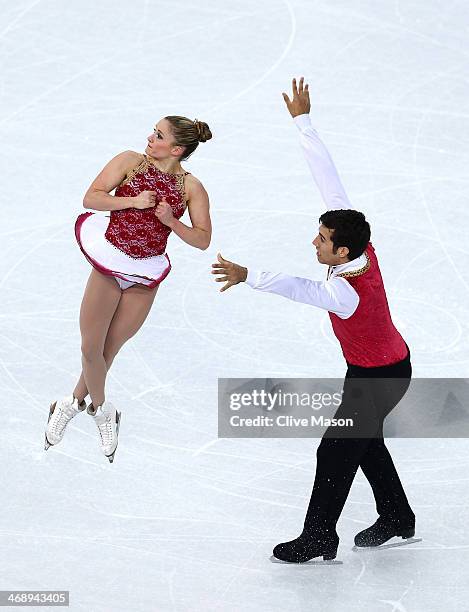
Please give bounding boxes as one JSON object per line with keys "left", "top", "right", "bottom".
{"left": 193, "top": 119, "right": 212, "bottom": 143}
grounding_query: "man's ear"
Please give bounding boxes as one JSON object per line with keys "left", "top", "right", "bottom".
{"left": 338, "top": 246, "right": 349, "bottom": 259}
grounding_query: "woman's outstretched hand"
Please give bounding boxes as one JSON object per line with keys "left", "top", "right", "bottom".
{"left": 282, "top": 76, "right": 310, "bottom": 117}
{"left": 212, "top": 252, "right": 248, "bottom": 292}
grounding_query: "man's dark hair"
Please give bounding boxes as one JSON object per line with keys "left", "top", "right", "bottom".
{"left": 319, "top": 209, "right": 371, "bottom": 261}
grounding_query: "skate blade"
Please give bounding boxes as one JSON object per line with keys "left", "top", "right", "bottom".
{"left": 105, "top": 411, "right": 121, "bottom": 464}
{"left": 270, "top": 555, "right": 343, "bottom": 565}
{"left": 353, "top": 537, "right": 422, "bottom": 551}
{"left": 47, "top": 402, "right": 56, "bottom": 422}
{"left": 44, "top": 402, "right": 56, "bottom": 450}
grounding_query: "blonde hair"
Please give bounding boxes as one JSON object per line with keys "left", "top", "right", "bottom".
{"left": 165, "top": 115, "right": 212, "bottom": 160}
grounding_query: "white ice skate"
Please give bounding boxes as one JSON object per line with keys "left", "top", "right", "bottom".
{"left": 44, "top": 395, "right": 87, "bottom": 450}
{"left": 87, "top": 401, "right": 121, "bottom": 463}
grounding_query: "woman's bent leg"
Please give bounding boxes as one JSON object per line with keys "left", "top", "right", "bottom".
{"left": 77, "top": 269, "right": 122, "bottom": 408}
{"left": 73, "top": 281, "right": 159, "bottom": 404}
{"left": 102, "top": 282, "right": 160, "bottom": 360}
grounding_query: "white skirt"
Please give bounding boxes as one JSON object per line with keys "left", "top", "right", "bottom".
{"left": 75, "top": 212, "right": 171, "bottom": 289}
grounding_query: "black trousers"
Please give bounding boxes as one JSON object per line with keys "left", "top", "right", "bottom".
{"left": 304, "top": 346, "right": 414, "bottom": 534}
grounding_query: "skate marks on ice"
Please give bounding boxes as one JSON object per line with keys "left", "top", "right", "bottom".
{"left": 353, "top": 537, "right": 423, "bottom": 553}
{"left": 269, "top": 555, "right": 343, "bottom": 565}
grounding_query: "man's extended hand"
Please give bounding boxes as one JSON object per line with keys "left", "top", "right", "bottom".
{"left": 282, "top": 76, "right": 310, "bottom": 117}
{"left": 211, "top": 252, "right": 247, "bottom": 292}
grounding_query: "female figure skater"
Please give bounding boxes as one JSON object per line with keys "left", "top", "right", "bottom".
{"left": 45, "top": 116, "right": 212, "bottom": 462}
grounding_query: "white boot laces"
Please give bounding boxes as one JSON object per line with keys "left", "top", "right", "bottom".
{"left": 98, "top": 415, "right": 113, "bottom": 445}
{"left": 51, "top": 404, "right": 74, "bottom": 436}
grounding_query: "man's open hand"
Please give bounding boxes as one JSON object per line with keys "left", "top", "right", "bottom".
{"left": 211, "top": 253, "right": 247, "bottom": 292}
{"left": 282, "top": 76, "right": 310, "bottom": 117}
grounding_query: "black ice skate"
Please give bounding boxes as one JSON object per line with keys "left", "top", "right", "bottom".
{"left": 272, "top": 529, "right": 339, "bottom": 563}
{"left": 354, "top": 516, "right": 415, "bottom": 547}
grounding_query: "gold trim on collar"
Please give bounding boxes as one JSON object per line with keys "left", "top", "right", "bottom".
{"left": 335, "top": 251, "right": 371, "bottom": 278}
{"left": 121, "top": 156, "right": 147, "bottom": 186}
{"left": 119, "top": 155, "right": 188, "bottom": 207}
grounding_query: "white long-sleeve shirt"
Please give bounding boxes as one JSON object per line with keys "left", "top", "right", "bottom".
{"left": 245, "top": 114, "right": 362, "bottom": 319}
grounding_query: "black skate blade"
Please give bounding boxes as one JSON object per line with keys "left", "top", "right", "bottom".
{"left": 270, "top": 555, "right": 343, "bottom": 565}
{"left": 353, "top": 537, "right": 422, "bottom": 552}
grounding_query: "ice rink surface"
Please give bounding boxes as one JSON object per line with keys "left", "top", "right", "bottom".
{"left": 1, "top": 0, "right": 469, "bottom": 610}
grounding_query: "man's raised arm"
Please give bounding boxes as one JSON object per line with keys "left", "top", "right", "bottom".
{"left": 282, "top": 77, "right": 352, "bottom": 211}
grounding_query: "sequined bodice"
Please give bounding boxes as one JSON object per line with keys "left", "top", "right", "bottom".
{"left": 104, "top": 155, "right": 188, "bottom": 259}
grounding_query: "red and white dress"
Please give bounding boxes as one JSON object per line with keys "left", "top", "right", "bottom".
{"left": 75, "top": 154, "right": 190, "bottom": 289}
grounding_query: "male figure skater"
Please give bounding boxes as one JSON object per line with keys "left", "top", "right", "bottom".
{"left": 212, "top": 77, "right": 416, "bottom": 563}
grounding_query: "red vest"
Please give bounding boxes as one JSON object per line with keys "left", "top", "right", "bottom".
{"left": 328, "top": 243, "right": 407, "bottom": 367}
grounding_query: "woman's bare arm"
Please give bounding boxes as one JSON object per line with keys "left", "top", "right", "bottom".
{"left": 83, "top": 151, "right": 146, "bottom": 211}
{"left": 158, "top": 176, "right": 211, "bottom": 250}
